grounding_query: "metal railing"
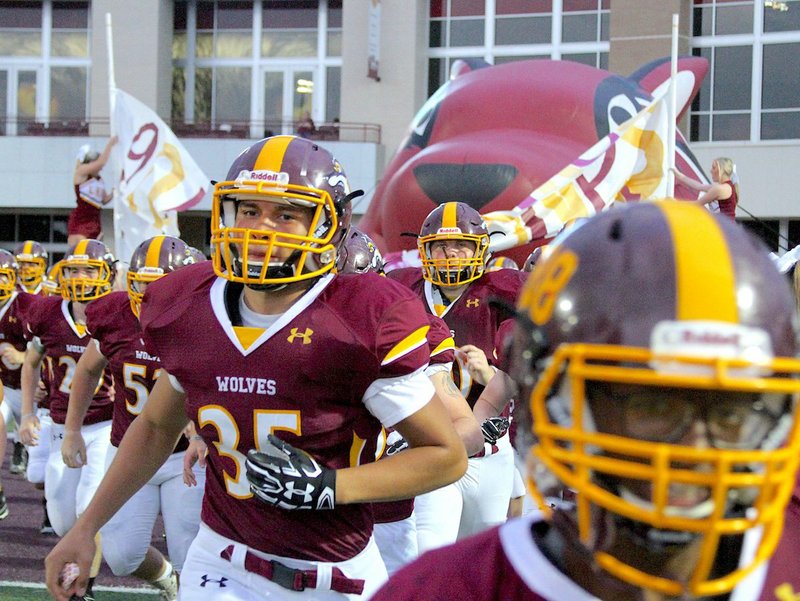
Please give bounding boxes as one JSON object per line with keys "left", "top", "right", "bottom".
{"left": 4, "top": 117, "right": 381, "bottom": 144}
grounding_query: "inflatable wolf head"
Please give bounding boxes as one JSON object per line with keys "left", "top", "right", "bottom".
{"left": 361, "top": 57, "right": 709, "bottom": 267}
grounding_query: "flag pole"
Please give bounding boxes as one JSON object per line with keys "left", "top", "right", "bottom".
{"left": 105, "top": 12, "right": 122, "bottom": 261}
{"left": 667, "top": 13, "right": 679, "bottom": 197}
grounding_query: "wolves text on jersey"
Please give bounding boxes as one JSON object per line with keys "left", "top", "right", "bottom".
{"left": 215, "top": 375, "right": 277, "bottom": 396}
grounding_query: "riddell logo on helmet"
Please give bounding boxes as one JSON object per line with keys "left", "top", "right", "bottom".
{"left": 236, "top": 170, "right": 290, "bottom": 188}
{"left": 651, "top": 321, "right": 773, "bottom": 361}
{"left": 437, "top": 227, "right": 463, "bottom": 234}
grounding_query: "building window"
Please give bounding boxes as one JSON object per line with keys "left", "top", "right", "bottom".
{"left": 0, "top": 0, "right": 90, "bottom": 134}
{"left": 427, "top": 0, "right": 608, "bottom": 97}
{"left": 690, "top": 0, "right": 800, "bottom": 141}
{"left": 173, "top": 0, "right": 342, "bottom": 136}
{"left": 0, "top": 211, "right": 71, "bottom": 262}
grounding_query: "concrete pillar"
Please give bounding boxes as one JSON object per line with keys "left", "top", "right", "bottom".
{"left": 88, "top": 0, "right": 174, "bottom": 135}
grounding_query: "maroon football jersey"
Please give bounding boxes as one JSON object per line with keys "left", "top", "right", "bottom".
{"left": 388, "top": 268, "right": 522, "bottom": 407}
{"left": 140, "top": 263, "right": 433, "bottom": 562}
{"left": 0, "top": 291, "right": 39, "bottom": 390}
{"left": 371, "top": 515, "right": 578, "bottom": 600}
{"left": 25, "top": 295, "right": 114, "bottom": 425}
{"left": 86, "top": 291, "right": 187, "bottom": 451}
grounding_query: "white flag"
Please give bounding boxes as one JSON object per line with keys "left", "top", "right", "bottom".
{"left": 483, "top": 87, "right": 671, "bottom": 252}
{"left": 111, "top": 88, "right": 209, "bottom": 263}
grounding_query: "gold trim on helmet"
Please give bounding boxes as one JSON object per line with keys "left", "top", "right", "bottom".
{"left": 527, "top": 342, "right": 800, "bottom": 597}
{"left": 60, "top": 255, "right": 113, "bottom": 302}
{"left": 211, "top": 178, "right": 338, "bottom": 286}
{"left": 417, "top": 232, "right": 490, "bottom": 287}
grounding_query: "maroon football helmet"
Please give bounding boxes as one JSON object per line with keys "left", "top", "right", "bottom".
{"left": 336, "top": 227, "right": 385, "bottom": 275}
{"left": 60, "top": 239, "right": 116, "bottom": 302}
{"left": 14, "top": 240, "right": 48, "bottom": 291}
{"left": 211, "top": 135, "right": 360, "bottom": 288}
{"left": 509, "top": 201, "right": 800, "bottom": 597}
{"left": 127, "top": 235, "right": 193, "bottom": 317}
{"left": 417, "top": 201, "right": 490, "bottom": 286}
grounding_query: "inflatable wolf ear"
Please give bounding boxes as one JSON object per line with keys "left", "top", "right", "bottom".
{"left": 361, "top": 56, "right": 709, "bottom": 267}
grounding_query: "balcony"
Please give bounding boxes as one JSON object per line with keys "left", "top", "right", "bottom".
{"left": 4, "top": 117, "right": 380, "bottom": 144}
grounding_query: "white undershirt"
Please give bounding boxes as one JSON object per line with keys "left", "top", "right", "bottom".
{"left": 238, "top": 290, "right": 281, "bottom": 329}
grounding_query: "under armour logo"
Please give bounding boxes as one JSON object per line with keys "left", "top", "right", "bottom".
{"left": 466, "top": 298, "right": 480, "bottom": 308}
{"left": 200, "top": 575, "right": 228, "bottom": 588}
{"left": 7, "top": 316, "right": 16, "bottom": 323}
{"left": 283, "top": 482, "right": 315, "bottom": 503}
{"left": 287, "top": 327, "right": 313, "bottom": 344}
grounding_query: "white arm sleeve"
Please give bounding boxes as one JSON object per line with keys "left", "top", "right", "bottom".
{"left": 363, "top": 366, "right": 435, "bottom": 428}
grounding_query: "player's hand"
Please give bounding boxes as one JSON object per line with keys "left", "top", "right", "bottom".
{"left": 61, "top": 430, "right": 87, "bottom": 468}
{"left": 457, "top": 345, "right": 495, "bottom": 386}
{"left": 19, "top": 413, "right": 40, "bottom": 446}
{"left": 245, "top": 434, "right": 336, "bottom": 511}
{"left": 480, "top": 416, "right": 510, "bottom": 445}
{"left": 183, "top": 436, "right": 208, "bottom": 487}
{"left": 0, "top": 343, "right": 23, "bottom": 366}
{"left": 34, "top": 380, "right": 49, "bottom": 404}
{"left": 45, "top": 525, "right": 96, "bottom": 601}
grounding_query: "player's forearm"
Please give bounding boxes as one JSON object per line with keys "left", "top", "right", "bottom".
{"left": 335, "top": 441, "right": 467, "bottom": 504}
{"left": 20, "top": 357, "right": 42, "bottom": 416}
{"left": 64, "top": 375, "right": 97, "bottom": 431}
{"left": 453, "top": 415, "right": 483, "bottom": 456}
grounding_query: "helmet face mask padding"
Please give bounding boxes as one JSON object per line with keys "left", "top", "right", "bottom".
{"left": 509, "top": 201, "right": 800, "bottom": 598}
{"left": 211, "top": 136, "right": 356, "bottom": 288}
{"left": 418, "top": 202, "right": 491, "bottom": 287}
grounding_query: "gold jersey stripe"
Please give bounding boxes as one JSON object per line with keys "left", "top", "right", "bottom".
{"left": 442, "top": 202, "right": 458, "bottom": 229}
{"left": 381, "top": 325, "right": 430, "bottom": 366}
{"left": 145, "top": 235, "right": 166, "bottom": 267}
{"left": 431, "top": 336, "right": 456, "bottom": 357}
{"left": 254, "top": 136, "right": 294, "bottom": 173}
{"left": 233, "top": 326, "right": 265, "bottom": 351}
{"left": 658, "top": 202, "right": 738, "bottom": 322}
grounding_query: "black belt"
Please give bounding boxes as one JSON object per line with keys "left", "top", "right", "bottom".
{"left": 220, "top": 544, "right": 365, "bottom": 595}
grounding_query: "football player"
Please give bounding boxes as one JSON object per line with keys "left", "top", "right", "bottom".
{"left": 60, "top": 235, "right": 203, "bottom": 600}
{"left": 4, "top": 240, "right": 48, "bottom": 476}
{"left": 45, "top": 135, "right": 467, "bottom": 601}
{"left": 0, "top": 249, "right": 40, "bottom": 516}
{"left": 372, "top": 200, "right": 800, "bottom": 600}
{"left": 485, "top": 255, "right": 519, "bottom": 272}
{"left": 388, "top": 201, "right": 523, "bottom": 550}
{"left": 335, "top": 228, "right": 483, "bottom": 575}
{"left": 20, "top": 239, "right": 117, "bottom": 601}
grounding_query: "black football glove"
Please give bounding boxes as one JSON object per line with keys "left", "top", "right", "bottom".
{"left": 245, "top": 434, "right": 336, "bottom": 510}
{"left": 480, "top": 416, "right": 510, "bottom": 445}
{"left": 384, "top": 431, "right": 409, "bottom": 457}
